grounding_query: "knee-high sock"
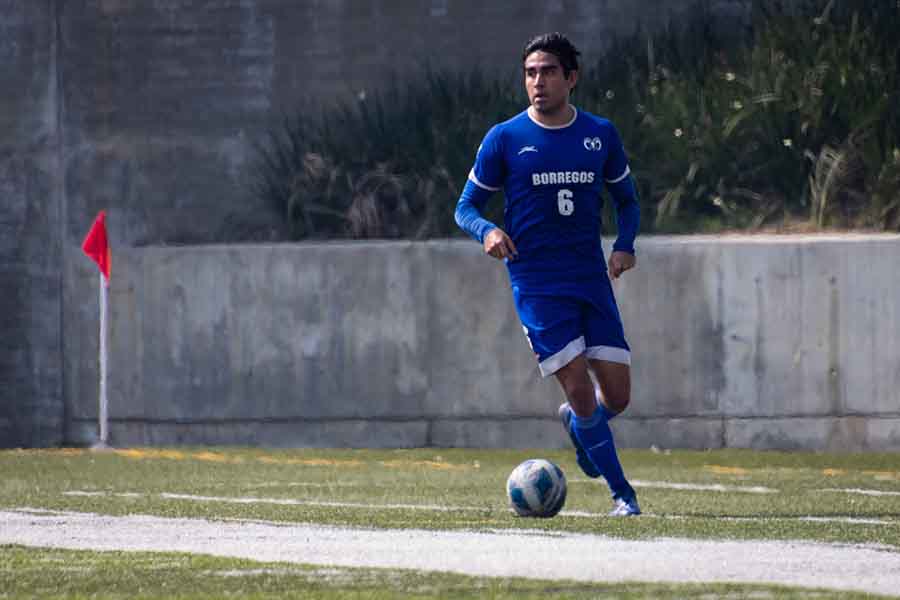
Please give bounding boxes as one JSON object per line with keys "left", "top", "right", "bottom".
{"left": 571, "top": 408, "right": 635, "bottom": 501}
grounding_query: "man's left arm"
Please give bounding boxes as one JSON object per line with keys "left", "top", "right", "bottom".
{"left": 606, "top": 175, "right": 640, "bottom": 278}
{"left": 601, "top": 122, "right": 640, "bottom": 278}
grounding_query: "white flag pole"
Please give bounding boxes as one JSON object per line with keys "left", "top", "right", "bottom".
{"left": 95, "top": 272, "right": 110, "bottom": 449}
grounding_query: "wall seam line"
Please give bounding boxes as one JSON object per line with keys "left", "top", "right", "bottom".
{"left": 53, "top": 0, "right": 67, "bottom": 446}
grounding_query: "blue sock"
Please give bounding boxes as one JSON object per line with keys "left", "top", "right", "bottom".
{"left": 571, "top": 409, "right": 635, "bottom": 501}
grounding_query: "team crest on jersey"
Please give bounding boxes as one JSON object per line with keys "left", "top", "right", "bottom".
{"left": 518, "top": 145, "right": 539, "bottom": 155}
{"left": 583, "top": 137, "right": 603, "bottom": 151}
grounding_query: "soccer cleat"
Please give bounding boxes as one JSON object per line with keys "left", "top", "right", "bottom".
{"left": 608, "top": 495, "right": 642, "bottom": 517}
{"left": 558, "top": 403, "right": 602, "bottom": 479}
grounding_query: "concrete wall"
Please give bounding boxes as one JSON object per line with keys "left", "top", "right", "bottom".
{"left": 0, "top": 1, "right": 64, "bottom": 447}
{"left": 2, "top": 0, "right": 748, "bottom": 448}
{"left": 65, "top": 235, "right": 900, "bottom": 451}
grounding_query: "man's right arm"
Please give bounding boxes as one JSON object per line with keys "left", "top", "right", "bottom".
{"left": 454, "top": 180, "right": 497, "bottom": 243}
{"left": 454, "top": 125, "right": 506, "bottom": 243}
{"left": 455, "top": 183, "right": 519, "bottom": 260}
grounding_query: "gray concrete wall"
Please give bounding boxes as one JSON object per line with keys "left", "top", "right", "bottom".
{"left": 2, "top": 0, "right": 748, "bottom": 448}
{"left": 0, "top": 1, "right": 64, "bottom": 447}
{"left": 66, "top": 235, "right": 900, "bottom": 451}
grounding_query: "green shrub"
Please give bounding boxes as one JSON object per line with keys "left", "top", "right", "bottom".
{"left": 590, "top": 0, "right": 900, "bottom": 232}
{"left": 252, "top": 69, "right": 520, "bottom": 240}
{"left": 252, "top": 0, "right": 900, "bottom": 239}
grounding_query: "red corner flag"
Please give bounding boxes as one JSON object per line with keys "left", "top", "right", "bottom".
{"left": 82, "top": 210, "right": 111, "bottom": 280}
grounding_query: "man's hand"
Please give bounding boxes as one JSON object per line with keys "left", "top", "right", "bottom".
{"left": 483, "top": 228, "right": 518, "bottom": 261}
{"left": 608, "top": 250, "right": 636, "bottom": 279}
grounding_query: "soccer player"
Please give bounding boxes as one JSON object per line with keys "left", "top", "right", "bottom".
{"left": 455, "top": 32, "right": 641, "bottom": 516}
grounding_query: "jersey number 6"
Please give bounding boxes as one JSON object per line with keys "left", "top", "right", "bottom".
{"left": 557, "top": 189, "right": 574, "bottom": 216}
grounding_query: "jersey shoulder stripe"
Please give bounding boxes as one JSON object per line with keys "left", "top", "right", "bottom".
{"left": 606, "top": 165, "right": 631, "bottom": 183}
{"left": 469, "top": 112, "right": 529, "bottom": 190}
{"left": 468, "top": 168, "right": 501, "bottom": 191}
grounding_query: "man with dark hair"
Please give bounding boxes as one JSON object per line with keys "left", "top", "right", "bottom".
{"left": 522, "top": 32, "right": 580, "bottom": 77}
{"left": 455, "top": 32, "right": 642, "bottom": 516}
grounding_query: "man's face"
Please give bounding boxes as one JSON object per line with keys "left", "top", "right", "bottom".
{"left": 524, "top": 51, "right": 577, "bottom": 114}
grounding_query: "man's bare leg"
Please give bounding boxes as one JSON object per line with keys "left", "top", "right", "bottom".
{"left": 588, "top": 358, "right": 631, "bottom": 416}
{"left": 555, "top": 355, "right": 638, "bottom": 512}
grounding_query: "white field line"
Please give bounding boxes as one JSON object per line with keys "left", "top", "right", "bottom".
{"left": 206, "top": 568, "right": 308, "bottom": 577}
{"left": 631, "top": 480, "right": 777, "bottom": 494}
{"left": 560, "top": 510, "right": 895, "bottom": 525}
{"left": 568, "top": 478, "right": 777, "bottom": 494}
{"left": 820, "top": 488, "right": 900, "bottom": 497}
{"left": 163, "top": 493, "right": 489, "bottom": 513}
{"left": 799, "top": 517, "right": 890, "bottom": 525}
{"left": 715, "top": 515, "right": 894, "bottom": 526}
{"left": 2, "top": 509, "right": 900, "bottom": 596}
{"left": 63, "top": 491, "right": 488, "bottom": 513}
{"left": 244, "top": 482, "right": 361, "bottom": 489}
{"left": 61, "top": 490, "right": 900, "bottom": 526}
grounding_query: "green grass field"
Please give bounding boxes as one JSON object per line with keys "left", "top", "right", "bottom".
{"left": 2, "top": 545, "right": 885, "bottom": 600}
{"left": 2, "top": 447, "right": 899, "bottom": 599}
{"left": 5, "top": 544, "right": 883, "bottom": 600}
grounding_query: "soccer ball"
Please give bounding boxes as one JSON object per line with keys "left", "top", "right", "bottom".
{"left": 506, "top": 458, "right": 567, "bottom": 518}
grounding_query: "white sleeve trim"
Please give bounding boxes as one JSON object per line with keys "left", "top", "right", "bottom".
{"left": 605, "top": 165, "right": 631, "bottom": 184}
{"left": 468, "top": 169, "right": 501, "bottom": 192}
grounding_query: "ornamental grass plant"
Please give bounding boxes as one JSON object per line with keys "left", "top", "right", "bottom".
{"left": 252, "top": 69, "right": 520, "bottom": 240}
{"left": 252, "top": 0, "right": 900, "bottom": 239}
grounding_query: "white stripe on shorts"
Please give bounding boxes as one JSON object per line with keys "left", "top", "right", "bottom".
{"left": 538, "top": 336, "right": 586, "bottom": 378}
{"left": 585, "top": 345, "right": 631, "bottom": 365}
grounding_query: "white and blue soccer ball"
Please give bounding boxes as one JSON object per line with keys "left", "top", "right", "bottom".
{"left": 506, "top": 458, "right": 567, "bottom": 518}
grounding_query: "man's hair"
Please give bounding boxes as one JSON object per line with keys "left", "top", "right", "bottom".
{"left": 522, "top": 32, "right": 581, "bottom": 77}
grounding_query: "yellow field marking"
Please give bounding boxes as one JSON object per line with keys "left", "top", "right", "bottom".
{"left": 244, "top": 455, "right": 468, "bottom": 470}
{"left": 378, "top": 460, "right": 469, "bottom": 471}
{"left": 113, "top": 449, "right": 152, "bottom": 460}
{"left": 254, "top": 456, "right": 364, "bottom": 467}
{"left": 102, "top": 448, "right": 364, "bottom": 467}
{"left": 193, "top": 451, "right": 241, "bottom": 464}
{"left": 58, "top": 448, "right": 87, "bottom": 456}
{"left": 112, "top": 449, "right": 189, "bottom": 461}
{"left": 704, "top": 465, "right": 750, "bottom": 476}
{"left": 112, "top": 449, "right": 246, "bottom": 463}
{"left": 822, "top": 468, "right": 847, "bottom": 477}
{"left": 159, "top": 450, "right": 188, "bottom": 460}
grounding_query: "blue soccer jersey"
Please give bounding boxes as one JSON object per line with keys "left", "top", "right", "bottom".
{"left": 456, "top": 106, "right": 639, "bottom": 290}
{"left": 455, "top": 106, "right": 640, "bottom": 374}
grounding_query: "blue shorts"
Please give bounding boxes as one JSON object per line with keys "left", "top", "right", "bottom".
{"left": 512, "top": 275, "right": 630, "bottom": 377}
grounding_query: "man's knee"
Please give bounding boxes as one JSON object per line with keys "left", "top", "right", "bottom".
{"left": 603, "top": 390, "right": 630, "bottom": 415}
{"left": 565, "top": 379, "right": 596, "bottom": 417}
{"left": 555, "top": 361, "right": 596, "bottom": 418}
{"left": 588, "top": 359, "right": 631, "bottom": 415}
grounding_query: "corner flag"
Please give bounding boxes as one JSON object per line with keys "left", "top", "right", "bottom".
{"left": 82, "top": 210, "right": 112, "bottom": 449}
{"left": 82, "top": 210, "right": 111, "bottom": 281}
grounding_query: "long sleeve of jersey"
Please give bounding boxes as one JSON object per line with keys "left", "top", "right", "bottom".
{"left": 454, "top": 180, "right": 497, "bottom": 243}
{"left": 607, "top": 175, "right": 640, "bottom": 254}
{"left": 456, "top": 125, "right": 505, "bottom": 243}
{"left": 601, "top": 123, "right": 640, "bottom": 255}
